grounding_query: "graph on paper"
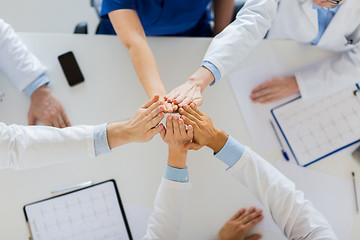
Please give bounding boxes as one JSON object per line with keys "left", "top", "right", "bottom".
{"left": 271, "top": 85, "right": 360, "bottom": 166}
{"left": 24, "top": 180, "right": 132, "bottom": 240}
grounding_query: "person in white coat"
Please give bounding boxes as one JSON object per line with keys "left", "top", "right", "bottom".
{"left": 143, "top": 104, "right": 337, "bottom": 240}
{"left": 0, "top": 19, "right": 70, "bottom": 127}
{"left": 165, "top": 0, "right": 360, "bottom": 105}
{"left": 0, "top": 95, "right": 165, "bottom": 169}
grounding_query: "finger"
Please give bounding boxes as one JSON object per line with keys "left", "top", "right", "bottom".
{"left": 244, "top": 214, "right": 264, "bottom": 229}
{"left": 166, "top": 90, "right": 180, "bottom": 102}
{"left": 57, "top": 115, "right": 67, "bottom": 128}
{"left": 28, "top": 113, "right": 36, "bottom": 126}
{"left": 251, "top": 80, "right": 274, "bottom": 94}
{"left": 186, "top": 125, "right": 193, "bottom": 139}
{"left": 231, "top": 208, "right": 246, "bottom": 220}
{"left": 147, "top": 112, "right": 165, "bottom": 129}
{"left": 61, "top": 111, "right": 71, "bottom": 127}
{"left": 166, "top": 115, "right": 174, "bottom": 135}
{"left": 184, "top": 142, "right": 202, "bottom": 150}
{"left": 184, "top": 104, "right": 202, "bottom": 119}
{"left": 166, "top": 102, "right": 173, "bottom": 113}
{"left": 250, "top": 87, "right": 276, "bottom": 101}
{"left": 172, "top": 115, "right": 180, "bottom": 135}
{"left": 253, "top": 93, "right": 280, "bottom": 104}
{"left": 238, "top": 207, "right": 256, "bottom": 222}
{"left": 148, "top": 124, "right": 164, "bottom": 139}
{"left": 242, "top": 209, "right": 263, "bottom": 225}
{"left": 180, "top": 115, "right": 198, "bottom": 128}
{"left": 173, "top": 89, "right": 189, "bottom": 105}
{"left": 145, "top": 104, "right": 164, "bottom": 123}
{"left": 179, "top": 106, "right": 199, "bottom": 123}
{"left": 178, "top": 94, "right": 194, "bottom": 107}
{"left": 160, "top": 125, "right": 166, "bottom": 140}
{"left": 178, "top": 118, "right": 186, "bottom": 136}
{"left": 172, "top": 103, "right": 178, "bottom": 112}
{"left": 143, "top": 95, "right": 160, "bottom": 108}
{"left": 192, "top": 98, "right": 203, "bottom": 107}
{"left": 245, "top": 234, "right": 262, "bottom": 240}
{"left": 50, "top": 118, "right": 60, "bottom": 128}
{"left": 190, "top": 104, "right": 204, "bottom": 116}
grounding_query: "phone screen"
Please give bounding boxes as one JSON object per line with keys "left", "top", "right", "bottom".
{"left": 58, "top": 51, "right": 84, "bottom": 86}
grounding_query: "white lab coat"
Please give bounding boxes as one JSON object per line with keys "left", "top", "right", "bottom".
{"left": 0, "top": 19, "right": 46, "bottom": 91}
{"left": 0, "top": 123, "right": 95, "bottom": 169}
{"left": 204, "top": 0, "right": 360, "bottom": 98}
{"left": 144, "top": 147, "right": 336, "bottom": 239}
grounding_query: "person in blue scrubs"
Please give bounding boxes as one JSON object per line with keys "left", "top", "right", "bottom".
{"left": 100, "top": 0, "right": 234, "bottom": 112}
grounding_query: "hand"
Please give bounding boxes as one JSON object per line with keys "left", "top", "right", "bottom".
{"left": 217, "top": 207, "right": 263, "bottom": 240}
{"left": 250, "top": 76, "right": 299, "bottom": 104}
{"left": 107, "top": 95, "right": 165, "bottom": 149}
{"left": 161, "top": 97, "right": 178, "bottom": 113}
{"left": 160, "top": 115, "right": 193, "bottom": 169}
{"left": 28, "top": 85, "right": 70, "bottom": 128}
{"left": 178, "top": 103, "right": 228, "bottom": 153}
{"left": 165, "top": 67, "right": 214, "bottom": 107}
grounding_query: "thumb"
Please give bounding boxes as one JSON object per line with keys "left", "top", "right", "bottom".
{"left": 143, "top": 95, "right": 160, "bottom": 108}
{"left": 245, "top": 234, "right": 262, "bottom": 240}
{"left": 160, "top": 125, "right": 166, "bottom": 139}
{"left": 192, "top": 98, "right": 203, "bottom": 107}
{"left": 28, "top": 112, "right": 36, "bottom": 125}
{"left": 184, "top": 142, "right": 202, "bottom": 151}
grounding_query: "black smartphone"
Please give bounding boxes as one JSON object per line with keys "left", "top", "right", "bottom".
{"left": 58, "top": 51, "right": 84, "bottom": 86}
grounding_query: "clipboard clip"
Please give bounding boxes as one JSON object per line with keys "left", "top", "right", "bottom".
{"left": 51, "top": 181, "right": 93, "bottom": 195}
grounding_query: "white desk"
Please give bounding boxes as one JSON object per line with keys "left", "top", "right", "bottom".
{"left": 0, "top": 34, "right": 359, "bottom": 239}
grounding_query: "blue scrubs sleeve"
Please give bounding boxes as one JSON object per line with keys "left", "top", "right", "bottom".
{"left": 101, "top": 0, "right": 136, "bottom": 17}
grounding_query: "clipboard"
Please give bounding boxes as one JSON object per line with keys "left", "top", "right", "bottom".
{"left": 23, "top": 179, "right": 133, "bottom": 240}
{"left": 271, "top": 84, "right": 360, "bottom": 167}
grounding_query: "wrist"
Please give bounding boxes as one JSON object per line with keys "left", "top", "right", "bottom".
{"left": 31, "top": 85, "right": 49, "bottom": 99}
{"left": 188, "top": 67, "right": 214, "bottom": 92}
{"left": 106, "top": 121, "right": 131, "bottom": 149}
{"left": 167, "top": 146, "right": 187, "bottom": 169}
{"left": 206, "top": 128, "right": 228, "bottom": 154}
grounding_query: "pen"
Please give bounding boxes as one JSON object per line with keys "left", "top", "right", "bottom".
{"left": 352, "top": 172, "right": 359, "bottom": 213}
{"left": 270, "top": 120, "right": 289, "bottom": 161}
{"left": 51, "top": 181, "right": 93, "bottom": 194}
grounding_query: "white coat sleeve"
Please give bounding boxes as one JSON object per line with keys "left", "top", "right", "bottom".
{"left": 295, "top": 34, "right": 360, "bottom": 98}
{"left": 0, "top": 123, "right": 95, "bottom": 170}
{"left": 142, "top": 178, "right": 191, "bottom": 240}
{"left": 203, "top": 0, "right": 279, "bottom": 78}
{"left": 227, "top": 147, "right": 337, "bottom": 240}
{"left": 0, "top": 19, "right": 46, "bottom": 92}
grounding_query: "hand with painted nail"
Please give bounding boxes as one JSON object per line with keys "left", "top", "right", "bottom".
{"left": 217, "top": 207, "right": 264, "bottom": 240}
{"left": 178, "top": 103, "right": 228, "bottom": 153}
{"left": 107, "top": 95, "right": 166, "bottom": 149}
{"left": 250, "top": 76, "right": 299, "bottom": 104}
{"left": 160, "top": 115, "right": 193, "bottom": 169}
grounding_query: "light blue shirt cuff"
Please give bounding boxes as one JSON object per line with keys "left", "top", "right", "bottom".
{"left": 93, "top": 123, "right": 111, "bottom": 156}
{"left": 23, "top": 74, "right": 50, "bottom": 96}
{"left": 215, "top": 135, "right": 245, "bottom": 168}
{"left": 202, "top": 61, "right": 221, "bottom": 86}
{"left": 164, "top": 165, "right": 189, "bottom": 183}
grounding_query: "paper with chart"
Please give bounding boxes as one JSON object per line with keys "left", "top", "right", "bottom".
{"left": 228, "top": 59, "right": 300, "bottom": 152}
{"left": 275, "top": 161, "right": 356, "bottom": 240}
{"left": 24, "top": 181, "right": 131, "bottom": 240}
{"left": 272, "top": 85, "right": 360, "bottom": 166}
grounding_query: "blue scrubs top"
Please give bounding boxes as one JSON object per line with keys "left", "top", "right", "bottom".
{"left": 99, "top": 0, "right": 212, "bottom": 37}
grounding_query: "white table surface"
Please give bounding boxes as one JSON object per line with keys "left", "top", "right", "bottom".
{"left": 0, "top": 34, "right": 359, "bottom": 240}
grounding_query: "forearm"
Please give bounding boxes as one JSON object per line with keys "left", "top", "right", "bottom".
{"left": 295, "top": 49, "right": 360, "bottom": 99}
{"left": 218, "top": 139, "right": 336, "bottom": 239}
{"left": 213, "top": 0, "right": 234, "bottom": 36}
{"left": 204, "top": 0, "right": 278, "bottom": 77}
{"left": 0, "top": 123, "right": 95, "bottom": 169}
{"left": 128, "top": 40, "right": 167, "bottom": 98}
{"left": 0, "top": 19, "right": 46, "bottom": 91}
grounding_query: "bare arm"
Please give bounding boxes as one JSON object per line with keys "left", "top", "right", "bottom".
{"left": 212, "top": 0, "right": 235, "bottom": 36}
{"left": 109, "top": 10, "right": 174, "bottom": 112}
